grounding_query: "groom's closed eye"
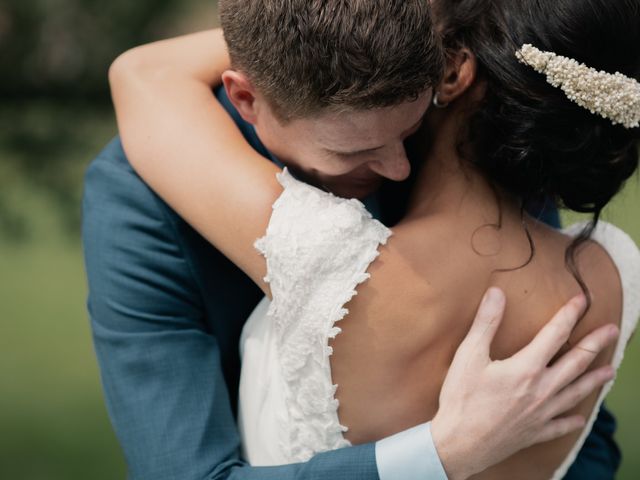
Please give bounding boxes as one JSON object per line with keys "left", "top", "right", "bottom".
{"left": 332, "top": 146, "right": 385, "bottom": 158}
{"left": 328, "top": 118, "right": 424, "bottom": 159}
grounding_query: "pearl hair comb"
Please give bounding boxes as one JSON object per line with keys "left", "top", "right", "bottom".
{"left": 516, "top": 44, "right": 640, "bottom": 129}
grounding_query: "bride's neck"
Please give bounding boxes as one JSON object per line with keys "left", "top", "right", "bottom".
{"left": 406, "top": 111, "right": 520, "bottom": 226}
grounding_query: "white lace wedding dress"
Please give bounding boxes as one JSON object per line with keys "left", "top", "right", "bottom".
{"left": 237, "top": 169, "right": 640, "bottom": 478}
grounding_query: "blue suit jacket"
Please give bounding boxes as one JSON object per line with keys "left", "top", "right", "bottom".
{"left": 82, "top": 87, "right": 620, "bottom": 479}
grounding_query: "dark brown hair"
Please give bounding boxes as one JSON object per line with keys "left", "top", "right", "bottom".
{"left": 432, "top": 0, "right": 639, "bottom": 214}
{"left": 432, "top": 0, "right": 640, "bottom": 306}
{"left": 219, "top": 0, "right": 444, "bottom": 120}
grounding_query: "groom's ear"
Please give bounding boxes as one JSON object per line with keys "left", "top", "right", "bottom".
{"left": 222, "top": 70, "right": 260, "bottom": 124}
{"left": 436, "top": 48, "right": 477, "bottom": 105}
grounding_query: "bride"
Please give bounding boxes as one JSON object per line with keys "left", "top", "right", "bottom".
{"left": 109, "top": 0, "right": 640, "bottom": 478}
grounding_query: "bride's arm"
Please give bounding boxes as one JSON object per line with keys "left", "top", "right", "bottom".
{"left": 109, "top": 29, "right": 281, "bottom": 294}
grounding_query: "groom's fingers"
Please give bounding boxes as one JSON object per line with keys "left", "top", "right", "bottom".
{"left": 514, "top": 295, "right": 587, "bottom": 368}
{"left": 546, "top": 324, "right": 619, "bottom": 396}
{"left": 457, "top": 287, "right": 506, "bottom": 361}
{"left": 535, "top": 415, "right": 586, "bottom": 444}
{"left": 544, "top": 365, "right": 616, "bottom": 421}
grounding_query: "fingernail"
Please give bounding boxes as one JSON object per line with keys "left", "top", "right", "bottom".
{"left": 608, "top": 325, "right": 620, "bottom": 340}
{"left": 603, "top": 366, "right": 616, "bottom": 380}
{"left": 572, "top": 293, "right": 587, "bottom": 311}
{"left": 482, "top": 287, "right": 505, "bottom": 307}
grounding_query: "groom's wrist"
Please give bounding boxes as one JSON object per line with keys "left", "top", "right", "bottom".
{"left": 431, "top": 415, "right": 474, "bottom": 480}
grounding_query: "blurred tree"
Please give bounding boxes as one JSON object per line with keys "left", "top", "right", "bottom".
{"left": 0, "top": 0, "right": 208, "bottom": 99}
{"left": 0, "top": 0, "right": 217, "bottom": 242}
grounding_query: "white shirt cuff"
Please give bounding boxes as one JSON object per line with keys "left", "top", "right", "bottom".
{"left": 375, "top": 422, "right": 448, "bottom": 480}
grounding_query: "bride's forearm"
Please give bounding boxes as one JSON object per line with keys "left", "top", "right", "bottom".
{"left": 110, "top": 29, "right": 230, "bottom": 87}
{"left": 109, "top": 29, "right": 280, "bottom": 293}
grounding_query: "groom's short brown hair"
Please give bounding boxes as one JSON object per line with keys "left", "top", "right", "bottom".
{"left": 219, "top": 0, "right": 444, "bottom": 121}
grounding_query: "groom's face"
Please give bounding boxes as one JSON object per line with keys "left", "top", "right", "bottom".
{"left": 254, "top": 91, "right": 433, "bottom": 199}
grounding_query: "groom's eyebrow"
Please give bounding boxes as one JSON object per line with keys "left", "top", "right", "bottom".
{"left": 328, "top": 118, "right": 424, "bottom": 156}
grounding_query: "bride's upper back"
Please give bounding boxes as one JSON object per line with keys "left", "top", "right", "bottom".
{"left": 244, "top": 164, "right": 638, "bottom": 476}
{"left": 329, "top": 197, "right": 625, "bottom": 476}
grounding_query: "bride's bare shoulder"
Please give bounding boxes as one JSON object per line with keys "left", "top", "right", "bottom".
{"left": 472, "top": 225, "right": 624, "bottom": 479}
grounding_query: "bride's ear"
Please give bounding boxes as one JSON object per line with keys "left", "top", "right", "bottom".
{"left": 222, "top": 70, "right": 260, "bottom": 124}
{"left": 434, "top": 48, "right": 478, "bottom": 105}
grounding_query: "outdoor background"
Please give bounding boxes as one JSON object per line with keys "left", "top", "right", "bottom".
{"left": 0, "top": 1, "right": 638, "bottom": 478}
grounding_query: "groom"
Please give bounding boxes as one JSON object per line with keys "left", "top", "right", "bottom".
{"left": 84, "top": 1, "right": 620, "bottom": 479}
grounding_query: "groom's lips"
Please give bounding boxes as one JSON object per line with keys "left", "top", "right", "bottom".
{"left": 338, "top": 176, "right": 383, "bottom": 198}
{"left": 316, "top": 168, "right": 384, "bottom": 198}
{"left": 350, "top": 177, "right": 384, "bottom": 191}
{"left": 351, "top": 175, "right": 380, "bottom": 184}
{"left": 343, "top": 171, "right": 384, "bottom": 185}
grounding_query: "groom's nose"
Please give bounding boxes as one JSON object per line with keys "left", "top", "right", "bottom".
{"left": 370, "top": 144, "right": 411, "bottom": 182}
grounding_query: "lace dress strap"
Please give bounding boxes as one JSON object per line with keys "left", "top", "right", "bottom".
{"left": 255, "top": 169, "right": 392, "bottom": 461}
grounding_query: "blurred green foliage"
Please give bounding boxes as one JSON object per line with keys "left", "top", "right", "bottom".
{"left": 0, "top": 101, "right": 115, "bottom": 241}
{"left": 0, "top": 0, "right": 189, "bottom": 98}
{"left": 0, "top": 0, "right": 216, "bottom": 242}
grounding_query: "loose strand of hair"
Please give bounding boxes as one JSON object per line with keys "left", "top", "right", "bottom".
{"left": 493, "top": 201, "right": 536, "bottom": 273}
{"left": 564, "top": 210, "right": 601, "bottom": 323}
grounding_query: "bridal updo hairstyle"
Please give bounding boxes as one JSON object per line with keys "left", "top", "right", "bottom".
{"left": 433, "top": 0, "right": 639, "bottom": 214}
{"left": 432, "top": 0, "right": 640, "bottom": 295}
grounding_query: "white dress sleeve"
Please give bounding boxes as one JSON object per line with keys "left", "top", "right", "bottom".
{"left": 253, "top": 168, "right": 392, "bottom": 462}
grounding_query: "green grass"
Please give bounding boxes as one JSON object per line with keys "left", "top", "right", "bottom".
{"left": 0, "top": 203, "right": 126, "bottom": 479}
{"left": 0, "top": 103, "right": 126, "bottom": 478}
{"left": 1, "top": 102, "right": 639, "bottom": 479}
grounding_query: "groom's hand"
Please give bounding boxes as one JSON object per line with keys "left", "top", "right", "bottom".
{"left": 431, "top": 287, "right": 619, "bottom": 480}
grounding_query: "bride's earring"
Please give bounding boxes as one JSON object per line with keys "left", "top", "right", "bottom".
{"left": 432, "top": 92, "right": 449, "bottom": 109}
